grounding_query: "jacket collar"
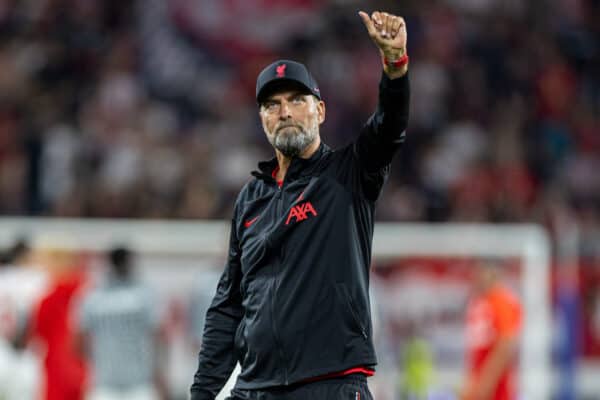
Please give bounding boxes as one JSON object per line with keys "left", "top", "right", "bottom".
{"left": 252, "top": 142, "right": 331, "bottom": 182}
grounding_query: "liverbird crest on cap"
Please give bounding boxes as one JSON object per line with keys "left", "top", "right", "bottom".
{"left": 276, "top": 64, "right": 287, "bottom": 78}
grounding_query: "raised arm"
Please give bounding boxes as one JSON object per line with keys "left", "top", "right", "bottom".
{"left": 353, "top": 11, "right": 410, "bottom": 200}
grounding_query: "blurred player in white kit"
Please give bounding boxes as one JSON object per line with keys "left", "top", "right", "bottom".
{"left": 77, "top": 246, "right": 166, "bottom": 400}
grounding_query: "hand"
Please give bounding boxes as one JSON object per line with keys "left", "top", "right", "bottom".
{"left": 359, "top": 11, "right": 408, "bottom": 77}
{"left": 359, "top": 11, "right": 407, "bottom": 53}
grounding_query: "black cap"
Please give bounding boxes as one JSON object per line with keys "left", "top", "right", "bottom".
{"left": 256, "top": 59, "right": 321, "bottom": 103}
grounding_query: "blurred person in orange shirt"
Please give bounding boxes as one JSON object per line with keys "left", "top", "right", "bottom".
{"left": 30, "top": 235, "right": 90, "bottom": 400}
{"left": 461, "top": 261, "right": 522, "bottom": 400}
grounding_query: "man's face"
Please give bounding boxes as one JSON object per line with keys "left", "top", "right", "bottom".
{"left": 259, "top": 89, "right": 325, "bottom": 158}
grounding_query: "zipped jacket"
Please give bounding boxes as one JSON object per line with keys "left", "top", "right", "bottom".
{"left": 191, "top": 72, "right": 410, "bottom": 399}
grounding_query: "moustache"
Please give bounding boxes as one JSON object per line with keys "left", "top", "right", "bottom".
{"left": 276, "top": 124, "right": 303, "bottom": 133}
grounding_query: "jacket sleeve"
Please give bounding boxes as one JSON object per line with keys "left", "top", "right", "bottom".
{"left": 190, "top": 216, "right": 244, "bottom": 400}
{"left": 353, "top": 71, "right": 410, "bottom": 201}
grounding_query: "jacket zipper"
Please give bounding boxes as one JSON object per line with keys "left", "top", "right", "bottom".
{"left": 270, "top": 181, "right": 289, "bottom": 384}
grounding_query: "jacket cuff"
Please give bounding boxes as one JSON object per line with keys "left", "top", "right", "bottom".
{"left": 379, "top": 70, "right": 409, "bottom": 95}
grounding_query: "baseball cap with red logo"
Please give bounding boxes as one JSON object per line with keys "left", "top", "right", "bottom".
{"left": 256, "top": 59, "right": 321, "bottom": 104}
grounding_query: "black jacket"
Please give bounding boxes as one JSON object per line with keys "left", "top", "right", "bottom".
{"left": 191, "top": 72, "right": 410, "bottom": 399}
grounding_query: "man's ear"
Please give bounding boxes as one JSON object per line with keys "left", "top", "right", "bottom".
{"left": 317, "top": 100, "right": 326, "bottom": 124}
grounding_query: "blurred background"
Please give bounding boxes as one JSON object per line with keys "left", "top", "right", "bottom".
{"left": 0, "top": 0, "right": 598, "bottom": 399}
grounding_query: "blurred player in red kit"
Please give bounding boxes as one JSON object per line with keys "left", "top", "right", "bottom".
{"left": 461, "top": 262, "right": 523, "bottom": 400}
{"left": 31, "top": 238, "right": 89, "bottom": 400}
{"left": 191, "top": 9, "right": 410, "bottom": 400}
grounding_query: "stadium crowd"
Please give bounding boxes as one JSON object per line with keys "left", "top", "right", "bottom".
{"left": 0, "top": 0, "right": 597, "bottom": 245}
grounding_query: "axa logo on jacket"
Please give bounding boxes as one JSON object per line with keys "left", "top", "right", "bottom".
{"left": 285, "top": 201, "right": 317, "bottom": 225}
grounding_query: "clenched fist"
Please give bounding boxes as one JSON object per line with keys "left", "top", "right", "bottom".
{"left": 359, "top": 11, "right": 408, "bottom": 78}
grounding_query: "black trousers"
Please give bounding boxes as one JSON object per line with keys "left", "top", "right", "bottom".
{"left": 227, "top": 374, "right": 373, "bottom": 400}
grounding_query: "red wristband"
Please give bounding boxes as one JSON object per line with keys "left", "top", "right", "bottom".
{"left": 383, "top": 53, "right": 409, "bottom": 68}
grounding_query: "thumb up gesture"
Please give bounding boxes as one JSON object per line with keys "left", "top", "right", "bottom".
{"left": 359, "top": 11, "right": 408, "bottom": 78}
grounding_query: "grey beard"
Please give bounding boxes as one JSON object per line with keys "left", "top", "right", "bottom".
{"left": 270, "top": 126, "right": 317, "bottom": 158}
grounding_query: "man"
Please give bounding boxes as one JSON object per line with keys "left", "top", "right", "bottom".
{"left": 77, "top": 247, "right": 165, "bottom": 400}
{"left": 461, "top": 262, "right": 522, "bottom": 400}
{"left": 191, "top": 10, "right": 410, "bottom": 400}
